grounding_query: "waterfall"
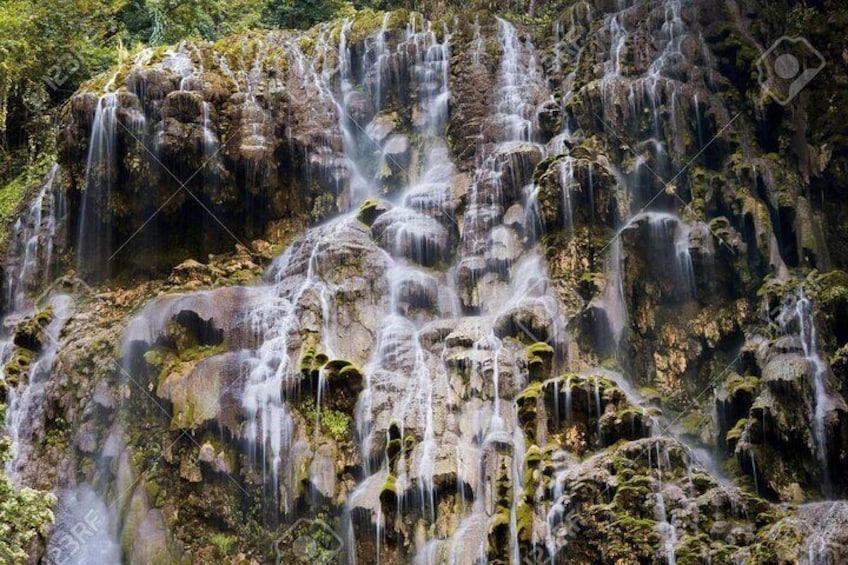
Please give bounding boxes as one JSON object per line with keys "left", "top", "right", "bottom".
{"left": 77, "top": 93, "right": 118, "bottom": 272}
{"left": 13, "top": 2, "right": 846, "bottom": 563}
{"left": 4, "top": 294, "right": 75, "bottom": 481}
{"left": 653, "top": 452, "right": 678, "bottom": 565}
{"left": 1, "top": 164, "right": 67, "bottom": 482}
{"left": 494, "top": 17, "right": 549, "bottom": 143}
{"left": 43, "top": 485, "right": 121, "bottom": 565}
{"left": 778, "top": 286, "right": 833, "bottom": 497}
{"left": 3, "top": 164, "right": 63, "bottom": 314}
{"left": 599, "top": 237, "right": 627, "bottom": 347}
{"left": 363, "top": 17, "right": 454, "bottom": 532}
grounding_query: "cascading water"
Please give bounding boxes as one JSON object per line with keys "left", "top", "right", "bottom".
{"left": 591, "top": 0, "right": 716, "bottom": 331}
{"left": 4, "top": 294, "right": 74, "bottom": 480}
{"left": 10, "top": 3, "right": 848, "bottom": 564}
{"left": 3, "top": 164, "right": 63, "bottom": 314}
{"left": 77, "top": 93, "right": 118, "bottom": 273}
{"left": 43, "top": 485, "right": 121, "bottom": 565}
{"left": 778, "top": 286, "right": 833, "bottom": 497}
{"left": 1, "top": 164, "right": 67, "bottom": 482}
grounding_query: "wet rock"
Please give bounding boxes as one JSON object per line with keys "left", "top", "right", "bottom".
{"left": 358, "top": 198, "right": 390, "bottom": 226}
{"left": 166, "top": 259, "right": 217, "bottom": 287}
{"left": 156, "top": 352, "right": 243, "bottom": 432}
{"left": 162, "top": 90, "right": 204, "bottom": 122}
{"left": 372, "top": 208, "right": 451, "bottom": 267}
{"left": 345, "top": 90, "right": 373, "bottom": 126}
{"left": 503, "top": 203, "right": 526, "bottom": 232}
{"left": 366, "top": 113, "right": 398, "bottom": 143}
{"left": 308, "top": 445, "right": 337, "bottom": 500}
{"left": 762, "top": 353, "right": 809, "bottom": 388}
{"left": 490, "top": 141, "right": 543, "bottom": 199}
{"left": 486, "top": 225, "right": 523, "bottom": 269}
{"left": 122, "top": 487, "right": 184, "bottom": 565}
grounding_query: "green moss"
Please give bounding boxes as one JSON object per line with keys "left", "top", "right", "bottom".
{"left": 726, "top": 418, "right": 749, "bottom": 444}
{"left": 143, "top": 349, "right": 165, "bottom": 368}
{"left": 688, "top": 473, "right": 715, "bottom": 494}
{"left": 489, "top": 509, "right": 510, "bottom": 530}
{"left": 379, "top": 473, "right": 398, "bottom": 509}
{"left": 612, "top": 481, "right": 651, "bottom": 513}
{"left": 516, "top": 381, "right": 543, "bottom": 402}
{"left": 526, "top": 342, "right": 555, "bottom": 381}
{"left": 299, "top": 346, "right": 327, "bottom": 377}
{"left": 516, "top": 382, "right": 541, "bottom": 434}
{"left": 0, "top": 158, "right": 53, "bottom": 248}
{"left": 357, "top": 198, "right": 385, "bottom": 226}
{"left": 515, "top": 501, "right": 534, "bottom": 542}
{"left": 299, "top": 397, "right": 352, "bottom": 441}
{"left": 526, "top": 342, "right": 554, "bottom": 357}
{"left": 525, "top": 445, "right": 542, "bottom": 467}
{"left": 403, "top": 434, "right": 415, "bottom": 458}
{"left": 146, "top": 341, "right": 226, "bottom": 393}
{"left": 13, "top": 306, "right": 53, "bottom": 351}
{"left": 727, "top": 374, "right": 760, "bottom": 396}
{"left": 3, "top": 347, "right": 36, "bottom": 385}
{"left": 209, "top": 533, "right": 237, "bottom": 557}
{"left": 639, "top": 387, "right": 662, "bottom": 403}
{"left": 338, "top": 363, "right": 363, "bottom": 380}
{"left": 323, "top": 359, "right": 362, "bottom": 381}
{"left": 680, "top": 410, "right": 710, "bottom": 437}
{"left": 610, "top": 515, "right": 659, "bottom": 544}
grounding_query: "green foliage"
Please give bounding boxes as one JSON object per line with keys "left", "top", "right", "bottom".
{"left": 0, "top": 437, "right": 56, "bottom": 563}
{"left": 300, "top": 397, "right": 353, "bottom": 440}
{"left": 322, "top": 409, "right": 352, "bottom": 440}
{"left": 209, "top": 532, "right": 238, "bottom": 557}
{"left": 0, "top": 0, "right": 124, "bottom": 187}
{"left": 0, "top": 0, "right": 348, "bottom": 184}
{"left": 0, "top": 156, "right": 53, "bottom": 248}
{"left": 0, "top": 173, "right": 28, "bottom": 247}
{"left": 119, "top": 0, "right": 266, "bottom": 46}
{"left": 262, "top": 0, "right": 347, "bottom": 30}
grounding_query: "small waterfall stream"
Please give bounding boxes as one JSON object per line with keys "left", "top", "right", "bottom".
{"left": 1, "top": 164, "right": 67, "bottom": 483}
{"left": 778, "top": 286, "right": 833, "bottom": 497}
{"left": 3, "top": 164, "right": 63, "bottom": 314}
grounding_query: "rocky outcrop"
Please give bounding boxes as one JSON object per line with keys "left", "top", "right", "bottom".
{"left": 4, "top": 2, "right": 848, "bottom": 564}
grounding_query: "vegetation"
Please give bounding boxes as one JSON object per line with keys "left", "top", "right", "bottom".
{"left": 0, "top": 437, "right": 56, "bottom": 562}
{"left": 301, "top": 397, "right": 352, "bottom": 441}
{"left": 0, "top": 0, "right": 364, "bottom": 190}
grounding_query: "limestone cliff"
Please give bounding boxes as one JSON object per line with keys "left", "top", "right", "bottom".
{"left": 2, "top": 1, "right": 848, "bottom": 564}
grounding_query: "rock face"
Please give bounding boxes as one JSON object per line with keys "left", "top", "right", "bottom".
{"left": 3, "top": 2, "right": 848, "bottom": 565}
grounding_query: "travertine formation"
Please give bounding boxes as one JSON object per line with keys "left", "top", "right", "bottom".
{"left": 3, "top": 2, "right": 848, "bottom": 564}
